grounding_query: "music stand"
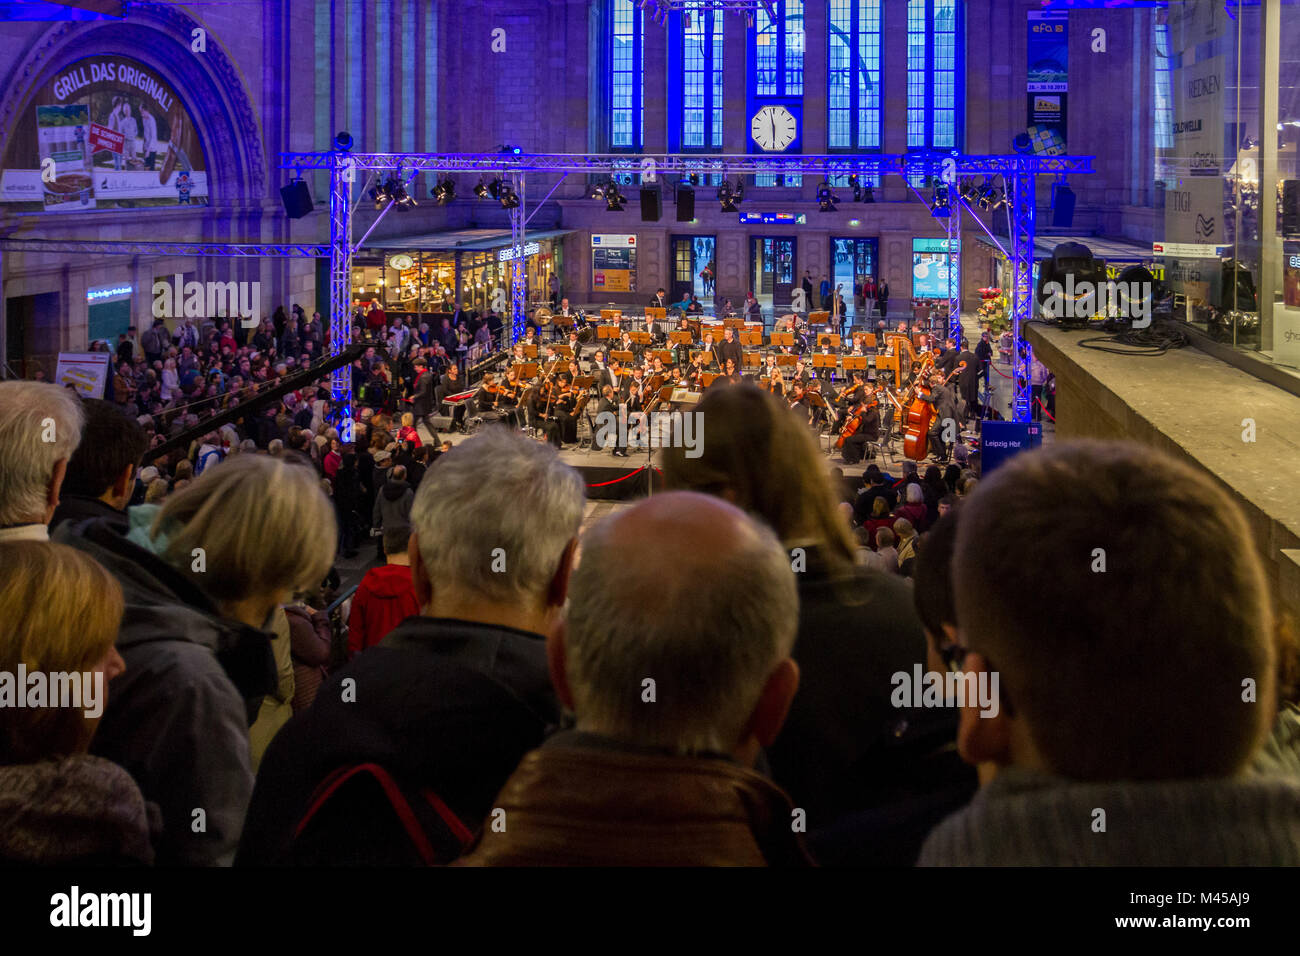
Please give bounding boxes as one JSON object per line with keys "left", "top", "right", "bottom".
{"left": 600, "top": 309, "right": 623, "bottom": 323}
{"left": 649, "top": 349, "right": 674, "bottom": 367}
{"left": 818, "top": 333, "right": 842, "bottom": 350}
{"left": 668, "top": 331, "right": 693, "bottom": 346}
{"left": 629, "top": 331, "right": 652, "bottom": 346}
{"left": 555, "top": 345, "right": 574, "bottom": 359}
{"left": 522, "top": 343, "right": 539, "bottom": 358}
{"left": 853, "top": 332, "right": 877, "bottom": 351}
{"left": 597, "top": 325, "right": 619, "bottom": 340}
{"left": 646, "top": 307, "right": 667, "bottom": 323}
{"left": 775, "top": 354, "right": 797, "bottom": 367}
{"left": 739, "top": 330, "right": 762, "bottom": 346}
{"left": 743, "top": 352, "right": 762, "bottom": 368}
{"left": 610, "top": 349, "right": 634, "bottom": 365}
{"left": 770, "top": 332, "right": 794, "bottom": 349}
{"left": 843, "top": 356, "right": 870, "bottom": 372}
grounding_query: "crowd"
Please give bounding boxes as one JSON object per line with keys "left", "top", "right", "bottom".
{"left": 2, "top": 362, "right": 1299, "bottom": 867}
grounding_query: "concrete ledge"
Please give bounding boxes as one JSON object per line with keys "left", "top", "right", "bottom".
{"left": 1027, "top": 322, "right": 1300, "bottom": 625}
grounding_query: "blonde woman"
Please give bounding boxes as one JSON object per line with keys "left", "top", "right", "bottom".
{"left": 0, "top": 541, "right": 151, "bottom": 864}
{"left": 52, "top": 453, "right": 336, "bottom": 865}
{"left": 661, "top": 384, "right": 932, "bottom": 821}
{"left": 160, "top": 357, "right": 178, "bottom": 402}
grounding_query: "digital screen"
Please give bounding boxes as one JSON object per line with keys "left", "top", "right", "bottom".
{"left": 912, "top": 238, "right": 960, "bottom": 300}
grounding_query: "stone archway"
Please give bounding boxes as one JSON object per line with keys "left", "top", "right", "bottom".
{"left": 0, "top": 3, "right": 267, "bottom": 208}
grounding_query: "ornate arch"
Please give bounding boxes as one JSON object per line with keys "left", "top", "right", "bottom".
{"left": 0, "top": 1, "right": 267, "bottom": 206}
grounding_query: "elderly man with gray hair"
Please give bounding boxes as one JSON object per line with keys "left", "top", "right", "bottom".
{"left": 238, "top": 426, "right": 584, "bottom": 865}
{"left": 458, "top": 491, "right": 812, "bottom": 867}
{"left": 0, "top": 381, "right": 85, "bottom": 542}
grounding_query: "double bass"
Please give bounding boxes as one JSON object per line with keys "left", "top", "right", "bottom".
{"left": 902, "top": 360, "right": 966, "bottom": 461}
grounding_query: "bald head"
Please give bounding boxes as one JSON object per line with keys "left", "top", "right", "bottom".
{"left": 561, "top": 491, "right": 799, "bottom": 755}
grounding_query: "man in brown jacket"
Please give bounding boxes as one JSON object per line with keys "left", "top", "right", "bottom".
{"left": 458, "top": 491, "right": 812, "bottom": 866}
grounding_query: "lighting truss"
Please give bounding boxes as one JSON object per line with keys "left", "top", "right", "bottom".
{"left": 0, "top": 238, "right": 329, "bottom": 258}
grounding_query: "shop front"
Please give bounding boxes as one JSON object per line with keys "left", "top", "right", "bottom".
{"left": 354, "top": 228, "right": 570, "bottom": 326}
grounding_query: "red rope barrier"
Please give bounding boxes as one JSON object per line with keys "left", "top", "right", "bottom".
{"left": 586, "top": 469, "right": 647, "bottom": 488}
{"left": 1034, "top": 398, "right": 1056, "bottom": 423}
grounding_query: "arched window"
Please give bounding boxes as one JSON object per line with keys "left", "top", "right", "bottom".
{"left": 907, "top": 0, "right": 961, "bottom": 150}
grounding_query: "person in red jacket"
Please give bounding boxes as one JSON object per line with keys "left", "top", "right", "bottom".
{"left": 347, "top": 525, "right": 421, "bottom": 656}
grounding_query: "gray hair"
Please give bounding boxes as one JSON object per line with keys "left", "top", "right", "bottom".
{"left": 410, "top": 426, "right": 584, "bottom": 607}
{"left": 564, "top": 495, "right": 799, "bottom": 754}
{"left": 0, "top": 381, "right": 85, "bottom": 525}
{"left": 905, "top": 482, "right": 923, "bottom": 504}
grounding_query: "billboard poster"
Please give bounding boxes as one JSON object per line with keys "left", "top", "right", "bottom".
{"left": 593, "top": 247, "right": 636, "bottom": 293}
{"left": 1170, "top": 54, "right": 1224, "bottom": 175}
{"left": 1, "top": 56, "right": 209, "bottom": 211}
{"left": 1027, "top": 11, "right": 1068, "bottom": 153}
{"left": 35, "top": 103, "right": 95, "bottom": 212}
{"left": 912, "top": 238, "right": 959, "bottom": 301}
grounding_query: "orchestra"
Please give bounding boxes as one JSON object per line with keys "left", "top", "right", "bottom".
{"left": 432, "top": 299, "right": 966, "bottom": 464}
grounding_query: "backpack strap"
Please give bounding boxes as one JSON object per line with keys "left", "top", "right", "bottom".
{"left": 295, "top": 763, "right": 472, "bottom": 865}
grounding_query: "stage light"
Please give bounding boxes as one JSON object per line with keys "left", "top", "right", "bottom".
{"left": 391, "top": 179, "right": 417, "bottom": 211}
{"left": 717, "top": 180, "right": 738, "bottom": 212}
{"left": 861, "top": 185, "right": 875, "bottom": 203}
{"left": 588, "top": 181, "right": 606, "bottom": 200}
{"left": 370, "top": 179, "right": 393, "bottom": 209}
{"left": 499, "top": 183, "right": 520, "bottom": 209}
{"left": 487, "top": 178, "right": 504, "bottom": 201}
{"left": 929, "top": 184, "right": 950, "bottom": 218}
{"left": 499, "top": 144, "right": 522, "bottom": 155}
{"left": 432, "top": 177, "right": 455, "bottom": 204}
{"left": 816, "top": 181, "right": 839, "bottom": 212}
{"left": 473, "top": 178, "right": 489, "bottom": 199}
{"left": 605, "top": 181, "right": 626, "bottom": 211}
{"left": 978, "top": 180, "right": 1006, "bottom": 211}
{"left": 333, "top": 131, "right": 353, "bottom": 151}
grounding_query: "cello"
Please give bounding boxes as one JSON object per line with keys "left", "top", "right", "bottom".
{"left": 835, "top": 397, "right": 878, "bottom": 450}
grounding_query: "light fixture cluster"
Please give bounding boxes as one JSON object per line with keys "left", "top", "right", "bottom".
{"left": 816, "top": 181, "right": 839, "bottom": 213}
{"left": 848, "top": 175, "right": 875, "bottom": 203}
{"left": 589, "top": 178, "right": 627, "bottom": 211}
{"left": 371, "top": 168, "right": 417, "bottom": 211}
{"left": 957, "top": 177, "right": 1006, "bottom": 211}
{"left": 716, "top": 178, "right": 744, "bottom": 212}
{"left": 472, "top": 177, "right": 519, "bottom": 209}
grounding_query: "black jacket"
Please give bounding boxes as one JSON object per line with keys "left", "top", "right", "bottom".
{"left": 372, "top": 479, "right": 413, "bottom": 531}
{"left": 51, "top": 516, "right": 277, "bottom": 866}
{"left": 236, "top": 616, "right": 559, "bottom": 865}
{"left": 412, "top": 368, "right": 437, "bottom": 417}
{"left": 717, "top": 339, "right": 743, "bottom": 374}
{"left": 50, "top": 494, "right": 128, "bottom": 534}
{"left": 764, "top": 545, "right": 969, "bottom": 829}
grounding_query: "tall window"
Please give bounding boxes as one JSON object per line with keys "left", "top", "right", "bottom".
{"left": 1154, "top": 21, "right": 1174, "bottom": 150}
{"left": 682, "top": 3, "right": 723, "bottom": 149}
{"left": 610, "top": 0, "right": 644, "bottom": 150}
{"left": 828, "top": 0, "right": 882, "bottom": 184}
{"left": 753, "top": 0, "right": 804, "bottom": 186}
{"left": 906, "top": 0, "right": 961, "bottom": 185}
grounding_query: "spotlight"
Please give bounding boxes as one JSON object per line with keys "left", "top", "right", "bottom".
{"left": 432, "top": 177, "right": 455, "bottom": 204}
{"left": 861, "top": 185, "right": 875, "bottom": 204}
{"left": 929, "top": 184, "right": 950, "bottom": 218}
{"left": 816, "top": 181, "right": 839, "bottom": 212}
{"left": 717, "top": 180, "right": 738, "bottom": 213}
{"left": 849, "top": 174, "right": 862, "bottom": 202}
{"left": 587, "top": 181, "right": 607, "bottom": 200}
{"left": 499, "top": 183, "right": 520, "bottom": 209}
{"left": 370, "top": 179, "right": 393, "bottom": 209}
{"left": 978, "top": 180, "right": 1005, "bottom": 211}
{"left": 605, "top": 181, "right": 626, "bottom": 212}
{"left": 391, "top": 179, "right": 417, "bottom": 210}
{"left": 499, "top": 144, "right": 522, "bottom": 155}
{"left": 487, "top": 178, "right": 504, "bottom": 201}
{"left": 333, "top": 131, "right": 353, "bottom": 151}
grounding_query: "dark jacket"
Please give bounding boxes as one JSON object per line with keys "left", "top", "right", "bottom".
{"left": 854, "top": 483, "right": 898, "bottom": 524}
{"left": 49, "top": 494, "right": 128, "bottom": 535}
{"left": 919, "top": 766, "right": 1300, "bottom": 866}
{"left": 412, "top": 368, "right": 437, "bottom": 417}
{"left": 457, "top": 731, "right": 814, "bottom": 867}
{"left": 236, "top": 616, "right": 558, "bottom": 866}
{"left": 0, "top": 755, "right": 155, "bottom": 866}
{"left": 284, "top": 604, "right": 332, "bottom": 713}
{"left": 51, "top": 516, "right": 277, "bottom": 866}
{"left": 765, "top": 545, "right": 966, "bottom": 829}
{"left": 371, "top": 479, "right": 413, "bottom": 531}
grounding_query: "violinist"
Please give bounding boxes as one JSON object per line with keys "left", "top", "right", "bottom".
{"left": 720, "top": 357, "right": 743, "bottom": 387}
{"left": 540, "top": 372, "right": 577, "bottom": 448}
{"left": 764, "top": 367, "right": 787, "bottom": 398}
{"left": 787, "top": 382, "right": 812, "bottom": 425}
{"left": 838, "top": 394, "right": 880, "bottom": 465}
{"left": 495, "top": 367, "right": 524, "bottom": 427}
{"left": 471, "top": 372, "right": 498, "bottom": 416}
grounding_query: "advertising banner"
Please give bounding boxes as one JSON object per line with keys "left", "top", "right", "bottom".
{"left": 593, "top": 247, "right": 636, "bottom": 293}
{"left": 912, "top": 238, "right": 959, "bottom": 300}
{"left": 54, "top": 352, "right": 110, "bottom": 399}
{"left": 1026, "top": 11, "right": 1068, "bottom": 154}
{"left": 981, "top": 421, "right": 1043, "bottom": 476}
{"left": 1, "top": 56, "right": 209, "bottom": 211}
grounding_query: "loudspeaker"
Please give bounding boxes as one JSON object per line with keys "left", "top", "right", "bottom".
{"left": 427, "top": 415, "right": 454, "bottom": 431}
{"left": 1050, "top": 183, "right": 1075, "bottom": 229}
{"left": 1283, "top": 180, "right": 1300, "bottom": 237}
{"left": 639, "top": 186, "right": 662, "bottom": 222}
{"left": 280, "top": 180, "right": 313, "bottom": 219}
{"left": 676, "top": 185, "right": 695, "bottom": 222}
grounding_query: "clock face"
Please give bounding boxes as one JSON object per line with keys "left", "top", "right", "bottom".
{"left": 751, "top": 106, "right": 797, "bottom": 152}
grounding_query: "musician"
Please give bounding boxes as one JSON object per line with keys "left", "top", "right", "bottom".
{"left": 790, "top": 359, "right": 812, "bottom": 389}
{"left": 717, "top": 326, "right": 743, "bottom": 375}
{"left": 648, "top": 288, "right": 669, "bottom": 309}
{"left": 596, "top": 385, "right": 627, "bottom": 458}
{"left": 522, "top": 326, "right": 538, "bottom": 350}
{"left": 699, "top": 331, "right": 719, "bottom": 371}
{"left": 557, "top": 297, "right": 576, "bottom": 319}
{"left": 510, "top": 342, "right": 528, "bottom": 366}
{"left": 539, "top": 372, "right": 578, "bottom": 448}
{"left": 763, "top": 353, "right": 779, "bottom": 379}
{"left": 787, "top": 382, "right": 812, "bottom": 425}
{"left": 650, "top": 355, "right": 667, "bottom": 378}
{"left": 839, "top": 398, "right": 880, "bottom": 465}
{"left": 721, "top": 357, "right": 743, "bottom": 386}
{"left": 835, "top": 371, "right": 868, "bottom": 415}
{"left": 765, "top": 368, "right": 787, "bottom": 397}
{"left": 566, "top": 330, "right": 582, "bottom": 356}
{"left": 919, "top": 370, "right": 961, "bottom": 463}
{"left": 434, "top": 362, "right": 466, "bottom": 431}
{"left": 935, "top": 337, "right": 959, "bottom": 377}
{"left": 471, "top": 372, "right": 498, "bottom": 416}
{"left": 495, "top": 367, "right": 524, "bottom": 427}
{"left": 744, "top": 292, "right": 762, "bottom": 322}
{"left": 622, "top": 365, "right": 646, "bottom": 403}
{"left": 618, "top": 330, "right": 638, "bottom": 359}
{"left": 875, "top": 382, "right": 897, "bottom": 441}
{"left": 668, "top": 365, "right": 688, "bottom": 391}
